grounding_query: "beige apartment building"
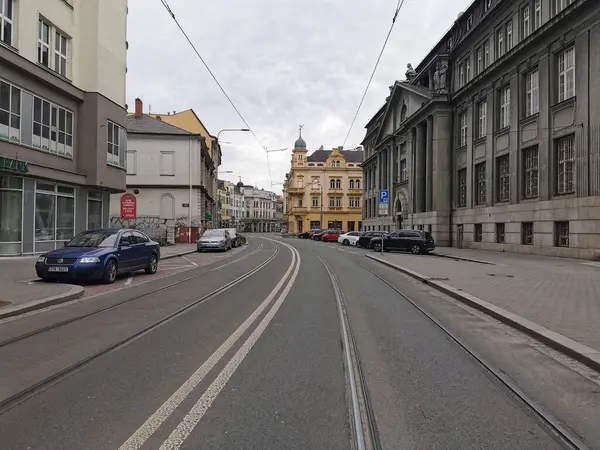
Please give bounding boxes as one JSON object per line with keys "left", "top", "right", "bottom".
{"left": 0, "top": 0, "right": 128, "bottom": 255}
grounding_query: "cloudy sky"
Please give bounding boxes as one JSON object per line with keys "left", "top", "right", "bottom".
{"left": 127, "top": 0, "right": 472, "bottom": 193}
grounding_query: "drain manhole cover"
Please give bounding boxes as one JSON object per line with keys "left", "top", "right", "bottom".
{"left": 486, "top": 273, "right": 514, "bottom": 278}
{"left": 0, "top": 301, "right": 11, "bottom": 308}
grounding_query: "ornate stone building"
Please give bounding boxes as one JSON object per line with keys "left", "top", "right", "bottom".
{"left": 362, "top": 0, "right": 600, "bottom": 259}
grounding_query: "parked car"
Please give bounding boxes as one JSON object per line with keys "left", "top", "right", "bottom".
{"left": 298, "top": 229, "right": 320, "bottom": 239}
{"left": 321, "top": 230, "right": 343, "bottom": 242}
{"left": 197, "top": 229, "right": 232, "bottom": 252}
{"left": 35, "top": 228, "right": 160, "bottom": 284}
{"left": 356, "top": 231, "right": 387, "bottom": 249}
{"left": 311, "top": 230, "right": 326, "bottom": 241}
{"left": 371, "top": 229, "right": 435, "bottom": 254}
{"left": 227, "top": 228, "right": 240, "bottom": 247}
{"left": 338, "top": 231, "right": 363, "bottom": 246}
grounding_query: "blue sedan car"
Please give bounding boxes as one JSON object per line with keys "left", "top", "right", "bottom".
{"left": 35, "top": 228, "right": 161, "bottom": 284}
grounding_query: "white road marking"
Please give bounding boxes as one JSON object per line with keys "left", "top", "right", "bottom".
{"left": 118, "top": 239, "right": 299, "bottom": 450}
{"left": 124, "top": 275, "right": 134, "bottom": 286}
{"left": 181, "top": 255, "right": 197, "bottom": 267}
{"left": 158, "top": 241, "right": 300, "bottom": 450}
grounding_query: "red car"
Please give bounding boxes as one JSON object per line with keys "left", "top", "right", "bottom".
{"left": 320, "top": 230, "right": 343, "bottom": 242}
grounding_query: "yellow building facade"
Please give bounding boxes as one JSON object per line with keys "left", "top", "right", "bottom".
{"left": 284, "top": 132, "right": 364, "bottom": 233}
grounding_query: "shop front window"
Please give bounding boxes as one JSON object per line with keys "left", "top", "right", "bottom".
{"left": 88, "top": 190, "right": 103, "bottom": 228}
{"left": 34, "top": 182, "right": 75, "bottom": 242}
{"left": 0, "top": 176, "right": 22, "bottom": 242}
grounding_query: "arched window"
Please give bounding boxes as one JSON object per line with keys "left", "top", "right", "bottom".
{"left": 349, "top": 179, "right": 355, "bottom": 189}
{"left": 356, "top": 179, "right": 361, "bottom": 189}
{"left": 335, "top": 179, "right": 341, "bottom": 189}
{"left": 330, "top": 179, "right": 336, "bottom": 189}
{"left": 160, "top": 194, "right": 175, "bottom": 220}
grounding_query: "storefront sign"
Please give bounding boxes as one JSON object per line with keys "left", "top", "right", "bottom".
{"left": 120, "top": 193, "right": 137, "bottom": 219}
{"left": 205, "top": 211, "right": 213, "bottom": 221}
{"left": 0, "top": 156, "right": 28, "bottom": 174}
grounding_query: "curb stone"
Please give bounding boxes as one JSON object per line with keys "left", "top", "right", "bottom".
{"left": 366, "top": 254, "right": 600, "bottom": 373}
{"left": 430, "top": 252, "right": 496, "bottom": 265}
{"left": 0, "top": 284, "right": 84, "bottom": 320}
{"left": 161, "top": 249, "right": 197, "bottom": 260}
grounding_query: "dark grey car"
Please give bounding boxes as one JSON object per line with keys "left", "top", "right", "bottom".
{"left": 197, "top": 229, "right": 232, "bottom": 252}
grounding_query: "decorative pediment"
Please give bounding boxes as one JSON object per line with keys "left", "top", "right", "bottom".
{"left": 375, "top": 81, "right": 433, "bottom": 145}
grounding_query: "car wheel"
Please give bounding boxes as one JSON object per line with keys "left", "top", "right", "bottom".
{"left": 373, "top": 242, "right": 382, "bottom": 252}
{"left": 103, "top": 260, "right": 118, "bottom": 284}
{"left": 411, "top": 244, "right": 422, "bottom": 255}
{"left": 145, "top": 254, "right": 158, "bottom": 274}
{"left": 343, "top": 239, "right": 349, "bottom": 246}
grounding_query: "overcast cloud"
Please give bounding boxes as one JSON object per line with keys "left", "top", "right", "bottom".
{"left": 127, "top": 0, "right": 472, "bottom": 192}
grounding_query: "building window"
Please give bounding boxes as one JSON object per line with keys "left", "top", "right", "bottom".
{"left": 523, "top": 146, "right": 539, "bottom": 199}
{"left": 474, "top": 223, "right": 483, "bottom": 242}
{"left": 298, "top": 197, "right": 303, "bottom": 207}
{"left": 107, "top": 121, "right": 125, "bottom": 167}
{"left": 349, "top": 179, "right": 355, "bottom": 189}
{"left": 458, "top": 168, "right": 467, "bottom": 207}
{"left": 556, "top": 135, "right": 575, "bottom": 194}
{"left": 0, "top": 80, "right": 20, "bottom": 143}
{"left": 465, "top": 57, "right": 471, "bottom": 83}
{"left": 475, "top": 162, "right": 486, "bottom": 205}
{"left": 335, "top": 179, "right": 341, "bottom": 189}
{"left": 355, "top": 179, "right": 360, "bottom": 189}
{"left": 329, "top": 197, "right": 335, "bottom": 208}
{"left": 558, "top": 47, "right": 576, "bottom": 102}
{"left": 335, "top": 197, "right": 342, "bottom": 208}
{"left": 534, "top": 0, "right": 542, "bottom": 30}
{"left": 484, "top": 40, "right": 490, "bottom": 68}
{"left": 32, "top": 96, "right": 74, "bottom": 158}
{"left": 55, "top": 31, "right": 68, "bottom": 77}
{"left": 555, "top": 0, "right": 574, "bottom": 15}
{"left": 476, "top": 46, "right": 483, "bottom": 74}
{"left": 523, "top": 5, "right": 531, "bottom": 38}
{"left": 0, "top": 176, "right": 22, "bottom": 243}
{"left": 526, "top": 69, "right": 539, "bottom": 116}
{"left": 522, "top": 222, "right": 533, "bottom": 245}
{"left": 87, "top": 190, "right": 103, "bottom": 229}
{"left": 458, "top": 61, "right": 465, "bottom": 88}
{"left": 349, "top": 197, "right": 361, "bottom": 208}
{"left": 496, "top": 28, "right": 504, "bottom": 57}
{"left": 160, "top": 151, "right": 175, "bottom": 176}
{"left": 400, "top": 159, "right": 407, "bottom": 182}
{"left": 496, "top": 223, "right": 505, "bottom": 243}
{"left": 126, "top": 150, "right": 136, "bottom": 175}
{"left": 312, "top": 196, "right": 319, "bottom": 207}
{"left": 38, "top": 20, "right": 51, "bottom": 67}
{"left": 496, "top": 155, "right": 510, "bottom": 202}
{"left": 506, "top": 21, "right": 513, "bottom": 51}
{"left": 477, "top": 101, "right": 487, "bottom": 139}
{"left": 499, "top": 87, "right": 510, "bottom": 129}
{"left": 555, "top": 221, "right": 569, "bottom": 247}
{"left": 0, "top": 0, "right": 13, "bottom": 46}
{"left": 329, "top": 179, "right": 335, "bottom": 189}
{"left": 34, "top": 182, "right": 75, "bottom": 242}
{"left": 459, "top": 111, "right": 468, "bottom": 147}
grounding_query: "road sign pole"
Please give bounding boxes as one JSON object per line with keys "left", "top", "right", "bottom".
{"left": 378, "top": 189, "right": 389, "bottom": 256}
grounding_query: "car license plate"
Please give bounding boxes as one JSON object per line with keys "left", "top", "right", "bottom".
{"left": 48, "top": 266, "right": 69, "bottom": 272}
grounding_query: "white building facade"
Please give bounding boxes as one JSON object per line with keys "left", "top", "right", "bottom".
{"left": 110, "top": 100, "right": 212, "bottom": 236}
{"left": 241, "top": 184, "right": 279, "bottom": 232}
{"left": 0, "top": 0, "right": 128, "bottom": 255}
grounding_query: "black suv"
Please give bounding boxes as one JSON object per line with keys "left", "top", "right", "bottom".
{"left": 356, "top": 231, "right": 387, "bottom": 249}
{"left": 371, "top": 230, "right": 435, "bottom": 254}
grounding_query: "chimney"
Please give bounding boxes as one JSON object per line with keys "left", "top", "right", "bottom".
{"left": 134, "top": 98, "right": 143, "bottom": 118}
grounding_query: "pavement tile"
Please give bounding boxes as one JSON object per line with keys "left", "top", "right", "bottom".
{"left": 368, "top": 249, "right": 600, "bottom": 353}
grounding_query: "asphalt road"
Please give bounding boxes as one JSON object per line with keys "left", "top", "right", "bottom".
{"left": 0, "top": 235, "right": 596, "bottom": 449}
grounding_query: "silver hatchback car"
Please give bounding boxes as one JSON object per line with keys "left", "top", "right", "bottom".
{"left": 197, "top": 229, "right": 232, "bottom": 252}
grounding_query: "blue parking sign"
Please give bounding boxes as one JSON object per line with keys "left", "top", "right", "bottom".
{"left": 379, "top": 189, "right": 389, "bottom": 203}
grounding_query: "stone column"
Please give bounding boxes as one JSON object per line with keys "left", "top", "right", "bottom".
{"left": 426, "top": 115, "right": 433, "bottom": 211}
{"left": 415, "top": 123, "right": 426, "bottom": 213}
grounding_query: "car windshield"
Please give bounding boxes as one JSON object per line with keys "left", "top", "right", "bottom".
{"left": 203, "top": 230, "right": 224, "bottom": 238}
{"left": 65, "top": 230, "right": 119, "bottom": 248}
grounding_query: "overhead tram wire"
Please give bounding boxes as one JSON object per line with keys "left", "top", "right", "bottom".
{"left": 158, "top": 0, "right": 274, "bottom": 185}
{"left": 342, "top": 0, "right": 407, "bottom": 148}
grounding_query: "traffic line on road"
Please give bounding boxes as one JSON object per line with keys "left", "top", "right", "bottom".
{"left": 124, "top": 275, "right": 134, "bottom": 286}
{"left": 181, "top": 255, "right": 198, "bottom": 267}
{"left": 118, "top": 239, "right": 300, "bottom": 450}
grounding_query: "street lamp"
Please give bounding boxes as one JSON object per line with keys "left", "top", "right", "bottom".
{"left": 217, "top": 128, "right": 250, "bottom": 140}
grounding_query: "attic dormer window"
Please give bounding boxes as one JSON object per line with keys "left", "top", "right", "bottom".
{"left": 331, "top": 160, "right": 340, "bottom": 167}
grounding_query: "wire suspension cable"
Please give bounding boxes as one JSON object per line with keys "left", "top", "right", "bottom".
{"left": 342, "top": 0, "right": 406, "bottom": 147}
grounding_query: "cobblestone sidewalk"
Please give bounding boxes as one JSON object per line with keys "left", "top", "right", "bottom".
{"left": 372, "top": 250, "right": 600, "bottom": 352}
